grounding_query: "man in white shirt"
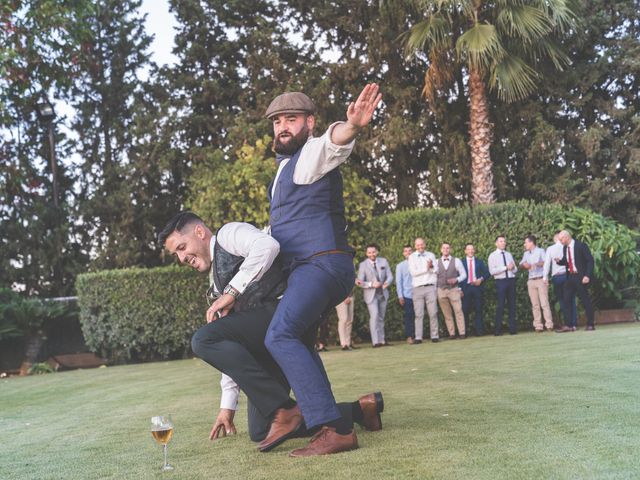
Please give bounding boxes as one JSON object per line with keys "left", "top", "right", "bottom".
{"left": 436, "top": 243, "right": 467, "bottom": 339}
{"left": 158, "top": 212, "right": 384, "bottom": 447}
{"left": 488, "top": 235, "right": 518, "bottom": 335}
{"left": 543, "top": 231, "right": 577, "bottom": 331}
{"left": 408, "top": 237, "right": 440, "bottom": 343}
{"left": 356, "top": 243, "right": 394, "bottom": 347}
{"left": 520, "top": 235, "right": 553, "bottom": 332}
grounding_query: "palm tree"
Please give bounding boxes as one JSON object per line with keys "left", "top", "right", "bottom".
{"left": 397, "top": 0, "right": 579, "bottom": 204}
{"left": 5, "top": 297, "right": 72, "bottom": 375}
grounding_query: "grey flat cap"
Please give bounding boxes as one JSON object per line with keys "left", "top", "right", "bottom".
{"left": 265, "top": 92, "right": 316, "bottom": 119}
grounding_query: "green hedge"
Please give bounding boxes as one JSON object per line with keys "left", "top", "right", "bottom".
{"left": 77, "top": 202, "right": 639, "bottom": 358}
{"left": 343, "top": 201, "right": 639, "bottom": 342}
{"left": 76, "top": 266, "right": 208, "bottom": 363}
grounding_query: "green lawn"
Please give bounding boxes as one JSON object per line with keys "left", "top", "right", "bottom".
{"left": 2, "top": 323, "right": 639, "bottom": 480}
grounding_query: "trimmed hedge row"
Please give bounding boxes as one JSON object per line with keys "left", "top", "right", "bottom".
{"left": 345, "top": 201, "right": 639, "bottom": 342}
{"left": 76, "top": 266, "right": 207, "bottom": 362}
{"left": 77, "top": 202, "right": 638, "bottom": 360}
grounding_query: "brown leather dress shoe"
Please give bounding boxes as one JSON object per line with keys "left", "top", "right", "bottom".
{"left": 258, "top": 405, "right": 303, "bottom": 452}
{"left": 289, "top": 427, "right": 358, "bottom": 457}
{"left": 555, "top": 326, "right": 573, "bottom": 333}
{"left": 406, "top": 337, "right": 415, "bottom": 345}
{"left": 358, "top": 392, "right": 384, "bottom": 431}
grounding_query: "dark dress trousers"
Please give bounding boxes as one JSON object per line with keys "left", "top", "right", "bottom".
{"left": 461, "top": 257, "right": 491, "bottom": 336}
{"left": 557, "top": 239, "right": 595, "bottom": 327}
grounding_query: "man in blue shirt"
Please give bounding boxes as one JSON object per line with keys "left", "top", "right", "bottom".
{"left": 395, "top": 245, "right": 416, "bottom": 344}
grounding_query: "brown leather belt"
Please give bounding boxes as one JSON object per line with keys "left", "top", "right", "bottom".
{"left": 311, "top": 249, "right": 352, "bottom": 258}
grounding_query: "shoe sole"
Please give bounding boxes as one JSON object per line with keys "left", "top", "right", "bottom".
{"left": 258, "top": 422, "right": 303, "bottom": 453}
{"left": 374, "top": 391, "right": 384, "bottom": 413}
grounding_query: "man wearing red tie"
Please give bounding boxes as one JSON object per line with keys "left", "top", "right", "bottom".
{"left": 556, "top": 230, "right": 596, "bottom": 331}
{"left": 461, "top": 243, "right": 491, "bottom": 336}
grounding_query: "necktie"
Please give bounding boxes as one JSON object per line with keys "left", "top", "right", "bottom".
{"left": 502, "top": 251, "right": 510, "bottom": 278}
{"left": 468, "top": 258, "right": 474, "bottom": 283}
{"left": 373, "top": 261, "right": 382, "bottom": 283}
{"left": 567, "top": 247, "right": 575, "bottom": 274}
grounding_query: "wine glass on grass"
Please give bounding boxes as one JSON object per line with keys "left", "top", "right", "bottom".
{"left": 151, "top": 415, "right": 174, "bottom": 471}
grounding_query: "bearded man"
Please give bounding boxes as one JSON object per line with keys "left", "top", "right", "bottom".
{"left": 207, "top": 84, "right": 383, "bottom": 456}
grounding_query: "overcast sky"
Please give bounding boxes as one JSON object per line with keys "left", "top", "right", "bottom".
{"left": 140, "top": 0, "right": 178, "bottom": 66}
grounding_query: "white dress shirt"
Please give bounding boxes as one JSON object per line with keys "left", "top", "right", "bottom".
{"left": 488, "top": 249, "right": 517, "bottom": 279}
{"left": 210, "top": 222, "right": 280, "bottom": 411}
{"left": 440, "top": 256, "right": 467, "bottom": 283}
{"left": 543, "top": 242, "right": 567, "bottom": 279}
{"left": 562, "top": 239, "right": 578, "bottom": 274}
{"left": 408, "top": 251, "right": 438, "bottom": 287}
{"left": 271, "top": 122, "right": 356, "bottom": 197}
{"left": 209, "top": 222, "right": 280, "bottom": 295}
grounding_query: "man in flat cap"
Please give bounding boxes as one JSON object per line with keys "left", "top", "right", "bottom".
{"left": 207, "top": 84, "right": 382, "bottom": 456}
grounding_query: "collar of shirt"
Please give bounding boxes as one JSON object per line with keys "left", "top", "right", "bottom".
{"left": 209, "top": 236, "right": 217, "bottom": 287}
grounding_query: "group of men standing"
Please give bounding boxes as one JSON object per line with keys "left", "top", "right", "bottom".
{"left": 356, "top": 230, "right": 596, "bottom": 345}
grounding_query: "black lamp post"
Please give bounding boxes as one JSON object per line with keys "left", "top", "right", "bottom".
{"left": 35, "top": 98, "right": 59, "bottom": 208}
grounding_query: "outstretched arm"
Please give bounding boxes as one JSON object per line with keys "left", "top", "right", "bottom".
{"left": 331, "top": 83, "right": 382, "bottom": 145}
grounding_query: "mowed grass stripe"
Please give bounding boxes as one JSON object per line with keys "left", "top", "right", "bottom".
{"left": 1, "top": 323, "right": 638, "bottom": 480}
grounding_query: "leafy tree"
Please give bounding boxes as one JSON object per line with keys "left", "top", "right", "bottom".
{"left": 398, "top": 0, "right": 580, "bottom": 204}
{"left": 66, "top": 0, "right": 159, "bottom": 269}
{"left": 0, "top": 1, "right": 91, "bottom": 295}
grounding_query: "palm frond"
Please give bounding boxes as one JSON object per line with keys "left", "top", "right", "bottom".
{"left": 544, "top": 0, "right": 581, "bottom": 32}
{"left": 456, "top": 23, "right": 505, "bottom": 72}
{"left": 489, "top": 54, "right": 539, "bottom": 102}
{"left": 403, "top": 14, "right": 451, "bottom": 56}
{"left": 532, "top": 37, "right": 572, "bottom": 70}
{"left": 496, "top": 4, "right": 552, "bottom": 42}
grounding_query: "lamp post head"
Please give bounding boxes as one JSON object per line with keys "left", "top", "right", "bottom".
{"left": 36, "top": 99, "right": 56, "bottom": 123}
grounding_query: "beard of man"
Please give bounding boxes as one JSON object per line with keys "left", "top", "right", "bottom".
{"left": 273, "top": 122, "right": 310, "bottom": 156}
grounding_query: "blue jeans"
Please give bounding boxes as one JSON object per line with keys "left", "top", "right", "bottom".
{"left": 402, "top": 297, "right": 415, "bottom": 338}
{"left": 462, "top": 285, "right": 484, "bottom": 335}
{"left": 495, "top": 278, "right": 517, "bottom": 335}
{"left": 551, "top": 274, "right": 577, "bottom": 328}
{"left": 265, "top": 253, "right": 355, "bottom": 429}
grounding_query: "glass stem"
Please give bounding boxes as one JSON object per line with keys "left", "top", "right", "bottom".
{"left": 163, "top": 444, "right": 168, "bottom": 468}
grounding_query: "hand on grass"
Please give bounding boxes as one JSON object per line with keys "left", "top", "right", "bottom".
{"left": 209, "top": 409, "right": 237, "bottom": 440}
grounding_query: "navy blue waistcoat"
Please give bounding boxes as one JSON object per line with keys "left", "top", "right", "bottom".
{"left": 269, "top": 148, "right": 352, "bottom": 264}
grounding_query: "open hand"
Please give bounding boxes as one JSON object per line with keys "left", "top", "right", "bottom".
{"left": 209, "top": 409, "right": 237, "bottom": 440}
{"left": 346, "top": 83, "right": 382, "bottom": 129}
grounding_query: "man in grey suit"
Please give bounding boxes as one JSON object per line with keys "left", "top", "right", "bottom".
{"left": 357, "top": 243, "right": 393, "bottom": 347}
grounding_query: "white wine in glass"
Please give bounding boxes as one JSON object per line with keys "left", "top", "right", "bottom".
{"left": 151, "top": 415, "right": 174, "bottom": 471}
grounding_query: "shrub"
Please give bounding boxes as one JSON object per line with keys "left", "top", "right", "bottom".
{"left": 346, "top": 201, "right": 639, "bottom": 341}
{"left": 76, "top": 266, "right": 207, "bottom": 363}
{"left": 29, "top": 362, "right": 55, "bottom": 375}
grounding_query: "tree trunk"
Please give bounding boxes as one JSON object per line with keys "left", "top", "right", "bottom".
{"left": 467, "top": 66, "right": 496, "bottom": 204}
{"left": 19, "top": 333, "right": 45, "bottom": 376}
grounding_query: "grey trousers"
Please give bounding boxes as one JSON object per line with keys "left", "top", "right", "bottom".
{"left": 365, "top": 293, "right": 388, "bottom": 345}
{"left": 412, "top": 285, "right": 439, "bottom": 340}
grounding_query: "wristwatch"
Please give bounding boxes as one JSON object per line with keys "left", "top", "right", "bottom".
{"left": 223, "top": 284, "right": 240, "bottom": 299}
